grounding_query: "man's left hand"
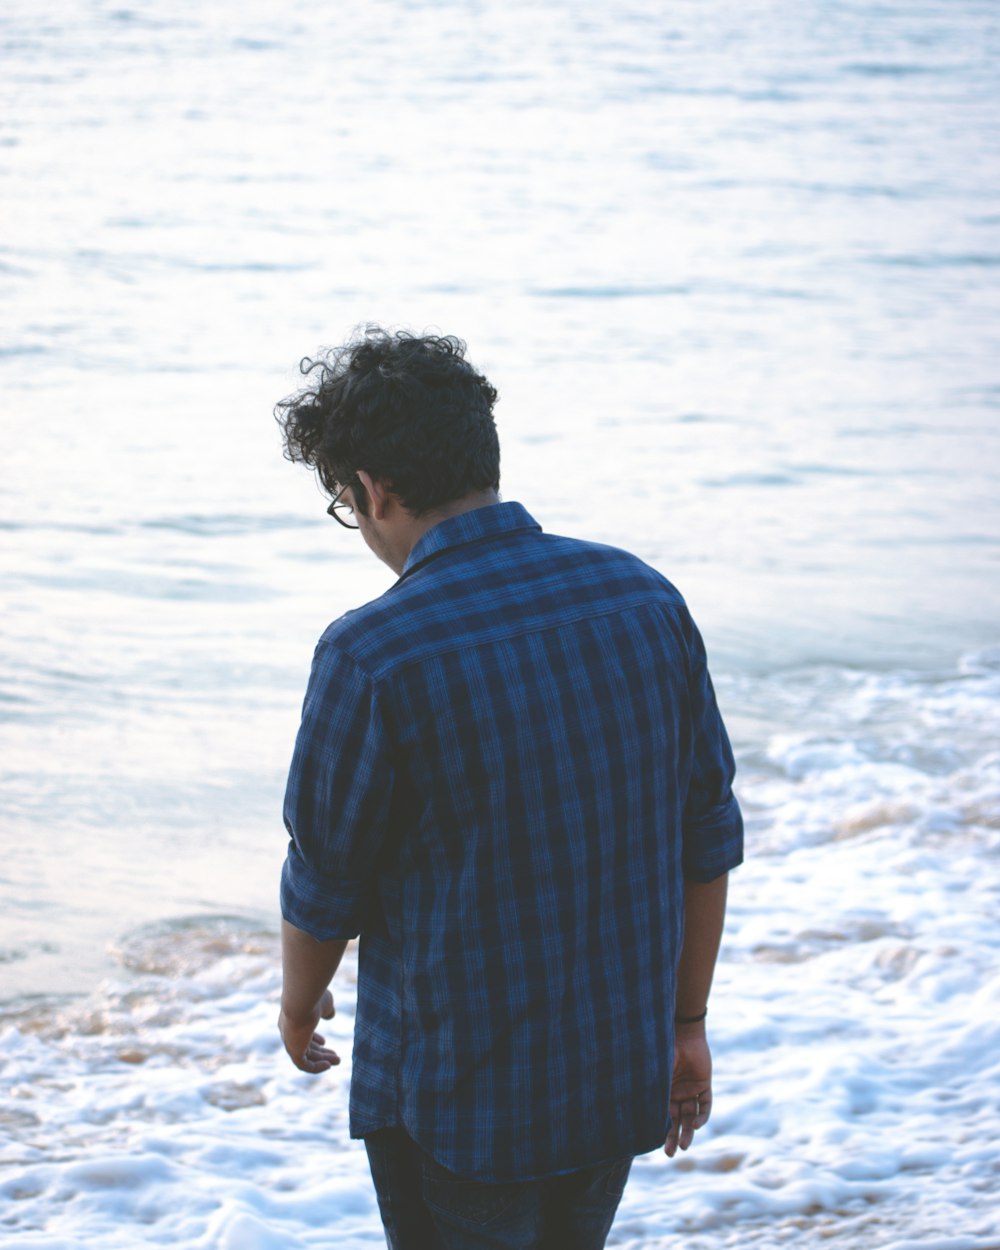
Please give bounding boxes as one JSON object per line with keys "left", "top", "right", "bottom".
{"left": 278, "top": 989, "right": 340, "bottom": 1073}
{"left": 664, "top": 1023, "right": 712, "bottom": 1157}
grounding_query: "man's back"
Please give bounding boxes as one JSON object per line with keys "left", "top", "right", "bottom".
{"left": 282, "top": 501, "right": 743, "bottom": 1180}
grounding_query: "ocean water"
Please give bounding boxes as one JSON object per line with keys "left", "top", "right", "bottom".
{"left": 1, "top": 0, "right": 999, "bottom": 1246}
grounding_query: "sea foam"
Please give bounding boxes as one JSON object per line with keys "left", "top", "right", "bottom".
{"left": 2, "top": 658, "right": 998, "bottom": 1248}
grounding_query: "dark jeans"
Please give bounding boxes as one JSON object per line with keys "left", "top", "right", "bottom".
{"left": 365, "top": 1127, "right": 632, "bottom": 1250}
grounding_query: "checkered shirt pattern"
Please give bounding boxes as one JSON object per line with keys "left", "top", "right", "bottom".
{"left": 281, "top": 502, "right": 743, "bottom": 1181}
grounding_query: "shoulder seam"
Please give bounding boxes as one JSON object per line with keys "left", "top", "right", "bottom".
{"left": 313, "top": 636, "right": 381, "bottom": 683}
{"left": 352, "top": 594, "right": 688, "bottom": 685}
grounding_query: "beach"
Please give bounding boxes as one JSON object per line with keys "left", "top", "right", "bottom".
{"left": 2, "top": 0, "right": 999, "bottom": 1244}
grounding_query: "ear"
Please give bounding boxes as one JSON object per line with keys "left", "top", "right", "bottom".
{"left": 355, "top": 469, "right": 391, "bottom": 521}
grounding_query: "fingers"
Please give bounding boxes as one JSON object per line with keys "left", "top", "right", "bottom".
{"left": 664, "top": 1093, "right": 712, "bottom": 1158}
{"left": 288, "top": 1033, "right": 341, "bottom": 1073}
{"left": 294, "top": 1039, "right": 341, "bottom": 1074}
{"left": 277, "top": 1007, "right": 341, "bottom": 1075}
{"left": 305, "top": 1032, "right": 340, "bottom": 1065}
{"left": 319, "top": 990, "right": 336, "bottom": 1020}
{"left": 664, "top": 1111, "right": 694, "bottom": 1157}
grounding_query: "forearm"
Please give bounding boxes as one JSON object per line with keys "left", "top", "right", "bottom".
{"left": 675, "top": 873, "right": 728, "bottom": 1019}
{"left": 281, "top": 918, "right": 348, "bottom": 1022}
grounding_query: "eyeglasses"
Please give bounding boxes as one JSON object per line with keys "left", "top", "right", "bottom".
{"left": 327, "top": 482, "right": 359, "bottom": 529}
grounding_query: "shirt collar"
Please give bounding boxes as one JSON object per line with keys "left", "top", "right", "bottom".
{"left": 398, "top": 501, "right": 541, "bottom": 581}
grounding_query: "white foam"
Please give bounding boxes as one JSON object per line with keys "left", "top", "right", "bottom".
{"left": 2, "top": 656, "right": 998, "bottom": 1248}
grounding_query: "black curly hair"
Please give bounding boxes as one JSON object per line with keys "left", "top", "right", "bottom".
{"left": 274, "top": 326, "right": 500, "bottom": 517}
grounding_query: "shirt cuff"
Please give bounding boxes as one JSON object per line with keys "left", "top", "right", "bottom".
{"left": 682, "top": 794, "right": 745, "bottom": 883}
{"left": 280, "top": 842, "right": 367, "bottom": 941}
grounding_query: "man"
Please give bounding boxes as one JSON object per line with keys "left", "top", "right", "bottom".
{"left": 275, "top": 327, "right": 742, "bottom": 1250}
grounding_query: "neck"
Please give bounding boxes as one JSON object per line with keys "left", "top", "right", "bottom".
{"left": 383, "top": 488, "right": 501, "bottom": 575}
{"left": 424, "top": 488, "right": 501, "bottom": 526}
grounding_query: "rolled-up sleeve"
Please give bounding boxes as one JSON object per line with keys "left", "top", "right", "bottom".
{"left": 281, "top": 642, "right": 393, "bottom": 940}
{"left": 680, "top": 614, "right": 744, "bottom": 882}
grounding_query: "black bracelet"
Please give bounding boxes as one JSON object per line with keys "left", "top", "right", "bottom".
{"left": 674, "top": 1007, "right": 708, "bottom": 1024}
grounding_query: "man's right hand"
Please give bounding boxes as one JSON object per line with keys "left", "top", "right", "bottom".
{"left": 664, "top": 1022, "right": 712, "bottom": 1157}
{"left": 278, "top": 988, "right": 340, "bottom": 1074}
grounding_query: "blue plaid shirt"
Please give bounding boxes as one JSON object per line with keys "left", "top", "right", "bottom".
{"left": 282, "top": 502, "right": 742, "bottom": 1181}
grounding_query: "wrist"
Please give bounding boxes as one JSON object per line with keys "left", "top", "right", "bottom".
{"left": 674, "top": 1006, "right": 708, "bottom": 1026}
{"left": 280, "top": 994, "right": 320, "bottom": 1026}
